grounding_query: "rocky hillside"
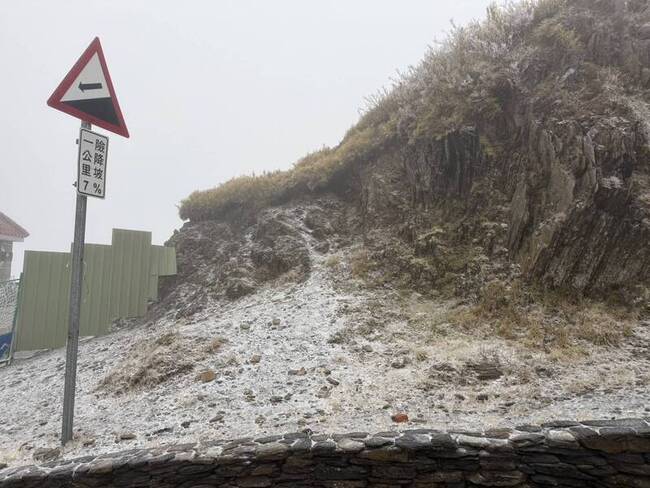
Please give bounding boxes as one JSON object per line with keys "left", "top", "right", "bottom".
{"left": 172, "top": 0, "right": 650, "bottom": 311}
{"left": 3, "top": 0, "right": 650, "bottom": 469}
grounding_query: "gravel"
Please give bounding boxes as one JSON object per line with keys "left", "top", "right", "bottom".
{"left": 0, "top": 234, "right": 649, "bottom": 468}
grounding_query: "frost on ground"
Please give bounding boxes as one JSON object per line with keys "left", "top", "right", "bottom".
{"left": 0, "top": 230, "right": 649, "bottom": 468}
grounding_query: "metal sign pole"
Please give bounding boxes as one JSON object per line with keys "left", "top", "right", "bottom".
{"left": 61, "top": 120, "right": 90, "bottom": 445}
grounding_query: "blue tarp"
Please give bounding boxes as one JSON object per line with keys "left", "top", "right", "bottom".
{"left": 0, "top": 332, "right": 11, "bottom": 362}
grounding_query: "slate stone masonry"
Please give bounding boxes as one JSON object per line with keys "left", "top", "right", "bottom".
{"left": 2, "top": 419, "right": 650, "bottom": 487}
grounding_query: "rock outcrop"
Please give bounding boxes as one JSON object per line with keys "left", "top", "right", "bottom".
{"left": 170, "top": 1, "right": 650, "bottom": 308}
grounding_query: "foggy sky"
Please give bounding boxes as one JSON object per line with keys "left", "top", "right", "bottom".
{"left": 0, "top": 0, "right": 493, "bottom": 278}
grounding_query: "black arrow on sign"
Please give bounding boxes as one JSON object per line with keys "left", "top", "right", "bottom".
{"left": 78, "top": 82, "right": 103, "bottom": 92}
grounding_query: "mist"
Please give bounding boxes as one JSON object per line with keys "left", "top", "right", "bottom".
{"left": 0, "top": 0, "right": 493, "bottom": 278}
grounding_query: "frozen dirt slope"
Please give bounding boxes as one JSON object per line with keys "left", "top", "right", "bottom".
{"left": 1, "top": 227, "right": 649, "bottom": 468}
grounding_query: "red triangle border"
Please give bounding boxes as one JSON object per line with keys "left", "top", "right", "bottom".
{"left": 47, "top": 37, "right": 129, "bottom": 138}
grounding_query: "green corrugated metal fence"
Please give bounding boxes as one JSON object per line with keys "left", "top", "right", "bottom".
{"left": 110, "top": 229, "right": 152, "bottom": 319}
{"left": 13, "top": 229, "right": 176, "bottom": 352}
{"left": 149, "top": 245, "right": 177, "bottom": 301}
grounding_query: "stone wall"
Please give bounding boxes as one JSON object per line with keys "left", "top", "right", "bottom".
{"left": 2, "top": 419, "right": 650, "bottom": 487}
{"left": 0, "top": 241, "right": 12, "bottom": 282}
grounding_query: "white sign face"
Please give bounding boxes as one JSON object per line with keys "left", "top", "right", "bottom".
{"left": 61, "top": 53, "right": 110, "bottom": 103}
{"left": 77, "top": 128, "right": 108, "bottom": 199}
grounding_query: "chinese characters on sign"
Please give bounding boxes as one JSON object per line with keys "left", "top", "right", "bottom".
{"left": 77, "top": 129, "right": 108, "bottom": 198}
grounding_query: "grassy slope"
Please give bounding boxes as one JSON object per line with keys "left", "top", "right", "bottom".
{"left": 179, "top": 0, "right": 647, "bottom": 223}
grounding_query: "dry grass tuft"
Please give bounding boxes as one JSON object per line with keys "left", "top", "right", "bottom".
{"left": 446, "top": 279, "right": 638, "bottom": 356}
{"left": 179, "top": 124, "right": 390, "bottom": 222}
{"left": 349, "top": 249, "right": 372, "bottom": 279}
{"left": 205, "top": 336, "right": 227, "bottom": 354}
{"left": 325, "top": 255, "right": 342, "bottom": 269}
{"left": 98, "top": 332, "right": 198, "bottom": 394}
{"left": 573, "top": 306, "right": 635, "bottom": 347}
{"left": 415, "top": 348, "right": 429, "bottom": 362}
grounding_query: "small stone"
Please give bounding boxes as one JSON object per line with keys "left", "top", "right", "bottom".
{"left": 288, "top": 367, "right": 307, "bottom": 376}
{"left": 240, "top": 323, "right": 251, "bottom": 331}
{"left": 396, "top": 433, "right": 431, "bottom": 450}
{"left": 391, "top": 413, "right": 409, "bottom": 423}
{"left": 316, "top": 386, "right": 331, "bottom": 398}
{"left": 312, "top": 440, "right": 337, "bottom": 455}
{"left": 360, "top": 446, "right": 408, "bottom": 462}
{"left": 391, "top": 357, "right": 409, "bottom": 369}
{"left": 454, "top": 393, "right": 465, "bottom": 401}
{"left": 210, "top": 414, "right": 224, "bottom": 423}
{"left": 477, "top": 393, "right": 489, "bottom": 401}
{"left": 510, "top": 433, "right": 545, "bottom": 448}
{"left": 270, "top": 395, "right": 283, "bottom": 404}
{"left": 239, "top": 476, "right": 272, "bottom": 487}
{"left": 249, "top": 354, "right": 261, "bottom": 364}
{"left": 362, "top": 344, "right": 373, "bottom": 352}
{"left": 198, "top": 369, "right": 216, "bottom": 383}
{"left": 456, "top": 434, "right": 491, "bottom": 449}
{"left": 468, "top": 471, "right": 525, "bottom": 485}
{"left": 272, "top": 318, "right": 281, "bottom": 326}
{"left": 118, "top": 432, "right": 136, "bottom": 441}
{"left": 338, "top": 438, "right": 365, "bottom": 452}
{"left": 516, "top": 424, "right": 542, "bottom": 433}
{"left": 326, "top": 377, "right": 340, "bottom": 386}
{"left": 82, "top": 437, "right": 96, "bottom": 447}
{"left": 256, "top": 442, "right": 289, "bottom": 460}
{"left": 547, "top": 429, "right": 578, "bottom": 447}
{"left": 180, "top": 420, "right": 192, "bottom": 429}
{"left": 87, "top": 459, "right": 114, "bottom": 475}
{"left": 255, "top": 415, "right": 266, "bottom": 425}
{"left": 251, "top": 464, "right": 275, "bottom": 476}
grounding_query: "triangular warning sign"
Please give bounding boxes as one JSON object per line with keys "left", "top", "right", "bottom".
{"left": 47, "top": 37, "right": 129, "bottom": 138}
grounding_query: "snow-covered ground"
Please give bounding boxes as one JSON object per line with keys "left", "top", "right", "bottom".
{"left": 1, "top": 241, "right": 649, "bottom": 468}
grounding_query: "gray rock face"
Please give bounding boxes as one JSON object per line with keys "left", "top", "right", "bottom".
{"left": 160, "top": 203, "right": 337, "bottom": 309}
{"left": 3, "top": 419, "right": 650, "bottom": 487}
{"left": 362, "top": 114, "right": 650, "bottom": 299}
{"left": 166, "top": 0, "right": 650, "bottom": 306}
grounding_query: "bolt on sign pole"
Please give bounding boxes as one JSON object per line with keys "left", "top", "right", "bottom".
{"left": 61, "top": 120, "right": 90, "bottom": 444}
{"left": 46, "top": 37, "right": 129, "bottom": 445}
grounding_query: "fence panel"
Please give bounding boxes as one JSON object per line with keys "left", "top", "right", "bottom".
{"left": 81, "top": 244, "right": 114, "bottom": 337}
{"left": 148, "top": 245, "right": 177, "bottom": 300}
{"left": 109, "top": 229, "right": 152, "bottom": 319}
{"left": 14, "top": 251, "right": 70, "bottom": 351}
{"left": 13, "top": 229, "right": 175, "bottom": 352}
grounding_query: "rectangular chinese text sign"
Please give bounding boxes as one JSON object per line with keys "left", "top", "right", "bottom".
{"left": 77, "top": 129, "right": 108, "bottom": 199}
